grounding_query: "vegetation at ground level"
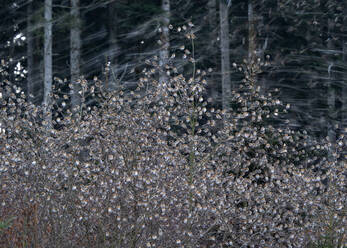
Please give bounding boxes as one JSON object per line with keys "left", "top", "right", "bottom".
{"left": 0, "top": 24, "right": 346, "bottom": 248}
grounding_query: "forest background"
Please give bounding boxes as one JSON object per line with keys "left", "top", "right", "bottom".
{"left": 0, "top": 0, "right": 347, "bottom": 145}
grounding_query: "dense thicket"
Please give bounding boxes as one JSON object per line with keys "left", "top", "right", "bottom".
{"left": 0, "top": 25, "right": 346, "bottom": 246}
{"left": 0, "top": 1, "right": 346, "bottom": 247}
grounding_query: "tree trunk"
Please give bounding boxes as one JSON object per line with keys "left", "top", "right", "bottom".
{"left": 207, "top": 0, "right": 218, "bottom": 100}
{"left": 248, "top": 0, "right": 256, "bottom": 63}
{"left": 70, "top": 0, "right": 81, "bottom": 112}
{"left": 43, "top": 0, "right": 53, "bottom": 128}
{"left": 208, "top": 0, "right": 217, "bottom": 48}
{"left": 219, "top": 0, "right": 231, "bottom": 111}
{"left": 27, "top": 0, "right": 34, "bottom": 102}
{"left": 343, "top": 0, "right": 347, "bottom": 133}
{"left": 159, "top": 0, "right": 170, "bottom": 86}
{"left": 327, "top": 18, "right": 336, "bottom": 146}
{"left": 107, "top": 1, "right": 119, "bottom": 91}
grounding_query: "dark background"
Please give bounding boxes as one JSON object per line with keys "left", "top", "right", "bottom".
{"left": 0, "top": 0, "right": 346, "bottom": 140}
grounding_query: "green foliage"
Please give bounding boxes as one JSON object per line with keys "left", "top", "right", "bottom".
{"left": 308, "top": 230, "right": 345, "bottom": 248}
{"left": 0, "top": 217, "right": 15, "bottom": 233}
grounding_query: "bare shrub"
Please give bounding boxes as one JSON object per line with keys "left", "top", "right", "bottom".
{"left": 0, "top": 24, "right": 346, "bottom": 247}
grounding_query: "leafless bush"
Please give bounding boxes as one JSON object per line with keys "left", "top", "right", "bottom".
{"left": 0, "top": 24, "right": 346, "bottom": 248}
